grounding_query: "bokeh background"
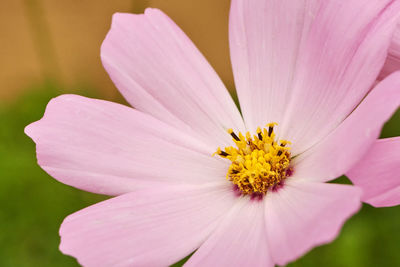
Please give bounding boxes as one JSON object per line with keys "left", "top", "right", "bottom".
{"left": 1, "top": 0, "right": 399, "bottom": 266}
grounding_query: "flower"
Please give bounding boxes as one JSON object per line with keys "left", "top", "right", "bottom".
{"left": 25, "top": 1, "right": 400, "bottom": 266}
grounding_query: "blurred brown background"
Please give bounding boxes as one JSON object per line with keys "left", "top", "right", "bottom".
{"left": 0, "top": 0, "right": 234, "bottom": 102}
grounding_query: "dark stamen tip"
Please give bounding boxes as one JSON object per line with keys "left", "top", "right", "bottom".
{"left": 230, "top": 131, "right": 240, "bottom": 141}
{"left": 268, "top": 127, "right": 273, "bottom": 136}
{"left": 219, "top": 150, "right": 229, "bottom": 157}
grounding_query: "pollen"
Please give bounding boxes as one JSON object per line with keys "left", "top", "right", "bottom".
{"left": 214, "top": 123, "right": 292, "bottom": 196}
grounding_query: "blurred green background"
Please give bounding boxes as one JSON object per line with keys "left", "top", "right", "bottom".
{"left": 1, "top": 0, "right": 399, "bottom": 266}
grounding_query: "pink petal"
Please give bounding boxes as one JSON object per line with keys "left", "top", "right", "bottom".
{"left": 347, "top": 137, "right": 400, "bottom": 207}
{"left": 229, "top": 0, "right": 320, "bottom": 132}
{"left": 101, "top": 9, "right": 245, "bottom": 148}
{"left": 185, "top": 199, "right": 273, "bottom": 267}
{"left": 230, "top": 0, "right": 400, "bottom": 154}
{"left": 59, "top": 183, "right": 237, "bottom": 267}
{"left": 265, "top": 179, "right": 361, "bottom": 266}
{"left": 380, "top": 23, "right": 400, "bottom": 79}
{"left": 25, "top": 94, "right": 229, "bottom": 196}
{"left": 294, "top": 72, "right": 400, "bottom": 182}
{"left": 281, "top": 0, "right": 400, "bottom": 154}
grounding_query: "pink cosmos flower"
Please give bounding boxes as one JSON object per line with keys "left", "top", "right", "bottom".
{"left": 25, "top": 1, "right": 400, "bottom": 266}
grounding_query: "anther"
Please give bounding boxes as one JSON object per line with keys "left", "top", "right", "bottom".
{"left": 219, "top": 150, "right": 229, "bottom": 157}
{"left": 267, "top": 122, "right": 277, "bottom": 137}
{"left": 227, "top": 129, "right": 240, "bottom": 141}
{"left": 257, "top": 127, "right": 263, "bottom": 140}
{"left": 268, "top": 126, "right": 273, "bottom": 137}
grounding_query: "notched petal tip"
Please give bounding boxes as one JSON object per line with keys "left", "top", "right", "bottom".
{"left": 109, "top": 8, "right": 164, "bottom": 29}
{"left": 24, "top": 94, "right": 86, "bottom": 133}
{"left": 143, "top": 7, "right": 163, "bottom": 16}
{"left": 24, "top": 121, "right": 39, "bottom": 140}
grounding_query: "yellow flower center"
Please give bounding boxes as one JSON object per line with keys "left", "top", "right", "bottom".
{"left": 215, "top": 123, "right": 292, "bottom": 197}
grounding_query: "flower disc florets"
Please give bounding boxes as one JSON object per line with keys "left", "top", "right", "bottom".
{"left": 215, "top": 123, "right": 292, "bottom": 196}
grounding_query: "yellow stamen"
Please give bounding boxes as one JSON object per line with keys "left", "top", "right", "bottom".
{"left": 215, "top": 123, "right": 292, "bottom": 196}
